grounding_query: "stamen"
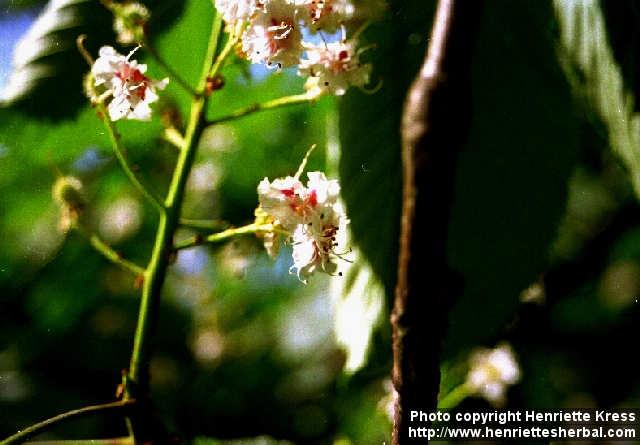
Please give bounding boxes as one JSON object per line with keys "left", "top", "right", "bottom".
{"left": 125, "top": 44, "right": 142, "bottom": 61}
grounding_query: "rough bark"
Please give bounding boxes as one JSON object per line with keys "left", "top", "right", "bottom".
{"left": 391, "top": 1, "right": 483, "bottom": 443}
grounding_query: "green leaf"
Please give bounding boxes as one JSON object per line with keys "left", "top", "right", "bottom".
{"left": 445, "top": 1, "right": 581, "bottom": 354}
{"left": 339, "top": 1, "right": 436, "bottom": 297}
{"left": 554, "top": 0, "right": 640, "bottom": 197}
{"left": 334, "top": 0, "right": 437, "bottom": 374}
{"left": 340, "top": 0, "right": 582, "bottom": 360}
{"left": 0, "top": 0, "right": 113, "bottom": 118}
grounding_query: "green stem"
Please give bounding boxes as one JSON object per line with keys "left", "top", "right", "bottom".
{"left": 98, "top": 104, "right": 164, "bottom": 213}
{"left": 0, "top": 400, "right": 135, "bottom": 445}
{"left": 207, "top": 23, "right": 241, "bottom": 82}
{"left": 206, "top": 93, "right": 315, "bottom": 125}
{"left": 437, "top": 383, "right": 471, "bottom": 409}
{"left": 23, "top": 438, "right": 132, "bottom": 445}
{"left": 162, "top": 127, "right": 185, "bottom": 151}
{"left": 174, "top": 223, "right": 285, "bottom": 250}
{"left": 179, "top": 217, "right": 228, "bottom": 231}
{"left": 125, "top": 10, "right": 224, "bottom": 401}
{"left": 78, "top": 228, "right": 146, "bottom": 277}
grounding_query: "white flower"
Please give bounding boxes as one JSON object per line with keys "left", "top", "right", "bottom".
{"left": 215, "top": 0, "right": 260, "bottom": 24}
{"left": 257, "top": 175, "right": 308, "bottom": 230}
{"left": 241, "top": 0, "right": 303, "bottom": 69}
{"left": 257, "top": 171, "right": 348, "bottom": 281}
{"left": 290, "top": 197, "right": 347, "bottom": 281}
{"left": 92, "top": 46, "right": 168, "bottom": 121}
{"left": 466, "top": 343, "right": 521, "bottom": 405}
{"left": 299, "top": 40, "right": 370, "bottom": 96}
{"left": 291, "top": 224, "right": 338, "bottom": 280}
{"left": 299, "top": 0, "right": 355, "bottom": 31}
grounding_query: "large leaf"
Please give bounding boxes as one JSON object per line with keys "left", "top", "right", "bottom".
{"left": 444, "top": 1, "right": 581, "bottom": 354}
{"left": 554, "top": 0, "right": 640, "bottom": 197}
{"left": 334, "top": 0, "right": 436, "bottom": 376}
{"left": 340, "top": 0, "right": 582, "bottom": 360}
{"left": 0, "top": 0, "right": 113, "bottom": 118}
{"left": 339, "top": 0, "right": 436, "bottom": 297}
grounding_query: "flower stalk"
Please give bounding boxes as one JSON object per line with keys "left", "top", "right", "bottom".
{"left": 0, "top": 400, "right": 136, "bottom": 445}
{"left": 206, "top": 92, "right": 316, "bottom": 125}
{"left": 123, "top": 14, "right": 225, "bottom": 440}
{"left": 437, "top": 383, "right": 471, "bottom": 409}
{"left": 79, "top": 228, "right": 146, "bottom": 277}
{"left": 97, "top": 102, "right": 164, "bottom": 212}
{"left": 2, "top": 1, "right": 371, "bottom": 442}
{"left": 179, "top": 217, "right": 228, "bottom": 231}
{"left": 174, "top": 222, "right": 286, "bottom": 250}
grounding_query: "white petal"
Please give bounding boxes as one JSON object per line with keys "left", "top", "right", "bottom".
{"left": 107, "top": 94, "right": 131, "bottom": 121}
{"left": 129, "top": 100, "right": 152, "bottom": 121}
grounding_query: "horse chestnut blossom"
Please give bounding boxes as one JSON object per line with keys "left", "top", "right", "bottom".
{"left": 241, "top": 0, "right": 303, "bottom": 69}
{"left": 300, "top": 0, "right": 355, "bottom": 31}
{"left": 299, "top": 40, "right": 371, "bottom": 96}
{"left": 465, "top": 343, "right": 521, "bottom": 405}
{"left": 91, "top": 46, "right": 168, "bottom": 121}
{"left": 215, "top": 0, "right": 260, "bottom": 24}
{"left": 257, "top": 171, "right": 349, "bottom": 281}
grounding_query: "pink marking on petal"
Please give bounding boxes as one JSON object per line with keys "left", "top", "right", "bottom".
{"left": 280, "top": 187, "right": 296, "bottom": 198}
{"left": 307, "top": 190, "right": 318, "bottom": 208}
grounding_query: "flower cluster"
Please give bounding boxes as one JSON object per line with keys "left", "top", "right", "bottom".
{"left": 465, "top": 343, "right": 521, "bottom": 406}
{"left": 257, "top": 171, "right": 349, "bottom": 281}
{"left": 91, "top": 46, "right": 168, "bottom": 121}
{"left": 215, "top": 0, "right": 372, "bottom": 96}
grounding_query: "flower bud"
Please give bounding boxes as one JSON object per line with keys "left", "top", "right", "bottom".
{"left": 53, "top": 176, "right": 85, "bottom": 210}
{"left": 52, "top": 176, "right": 86, "bottom": 232}
{"left": 109, "top": 1, "right": 150, "bottom": 45}
{"left": 466, "top": 343, "right": 521, "bottom": 406}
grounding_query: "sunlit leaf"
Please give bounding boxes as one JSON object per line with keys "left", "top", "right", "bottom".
{"left": 555, "top": 0, "right": 640, "bottom": 197}
{"left": 333, "top": 0, "right": 435, "bottom": 375}
{"left": 0, "top": 0, "right": 113, "bottom": 117}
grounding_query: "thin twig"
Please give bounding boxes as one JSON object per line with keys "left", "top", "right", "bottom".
{"left": 76, "top": 35, "right": 94, "bottom": 66}
{"left": 179, "top": 217, "right": 228, "bottom": 231}
{"left": 206, "top": 93, "right": 315, "bottom": 125}
{"left": 123, "top": 11, "right": 225, "bottom": 442}
{"left": 97, "top": 103, "right": 165, "bottom": 212}
{"left": 25, "top": 438, "right": 133, "bottom": 445}
{"left": 77, "top": 228, "right": 146, "bottom": 277}
{"left": 391, "top": 0, "right": 482, "bottom": 444}
{"left": 0, "top": 400, "right": 136, "bottom": 445}
{"left": 174, "top": 223, "right": 285, "bottom": 250}
{"left": 437, "top": 383, "right": 471, "bottom": 409}
{"left": 207, "top": 23, "right": 242, "bottom": 83}
{"left": 162, "top": 127, "right": 186, "bottom": 151}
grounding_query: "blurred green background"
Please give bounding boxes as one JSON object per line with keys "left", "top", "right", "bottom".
{"left": 1, "top": 0, "right": 639, "bottom": 444}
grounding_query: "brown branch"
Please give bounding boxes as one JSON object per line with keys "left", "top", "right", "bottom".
{"left": 391, "top": 0, "right": 483, "bottom": 444}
